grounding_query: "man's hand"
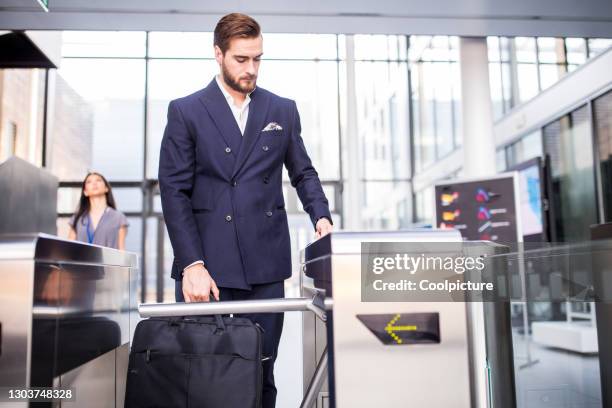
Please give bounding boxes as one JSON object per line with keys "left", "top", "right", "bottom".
{"left": 315, "top": 217, "right": 333, "bottom": 239}
{"left": 182, "top": 263, "right": 220, "bottom": 302}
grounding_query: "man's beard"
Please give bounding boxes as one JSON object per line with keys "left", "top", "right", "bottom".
{"left": 221, "top": 62, "right": 257, "bottom": 95}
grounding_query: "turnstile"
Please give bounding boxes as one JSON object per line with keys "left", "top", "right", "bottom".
{"left": 139, "top": 230, "right": 511, "bottom": 408}
{"left": 0, "top": 234, "right": 138, "bottom": 407}
{"left": 302, "top": 230, "right": 476, "bottom": 408}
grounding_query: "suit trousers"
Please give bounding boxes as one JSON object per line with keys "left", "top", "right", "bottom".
{"left": 175, "top": 279, "right": 285, "bottom": 408}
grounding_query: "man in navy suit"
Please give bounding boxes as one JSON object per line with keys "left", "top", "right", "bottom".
{"left": 159, "top": 13, "right": 333, "bottom": 408}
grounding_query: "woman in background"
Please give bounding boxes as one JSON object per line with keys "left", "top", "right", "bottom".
{"left": 68, "top": 172, "right": 128, "bottom": 250}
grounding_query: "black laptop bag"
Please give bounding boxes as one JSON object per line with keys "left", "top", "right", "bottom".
{"left": 125, "top": 314, "right": 263, "bottom": 408}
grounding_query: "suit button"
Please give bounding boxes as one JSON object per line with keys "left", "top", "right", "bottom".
{"left": 266, "top": 211, "right": 273, "bottom": 217}
{"left": 263, "top": 177, "right": 269, "bottom": 184}
{"left": 231, "top": 180, "right": 237, "bottom": 187}
{"left": 225, "top": 215, "right": 232, "bottom": 222}
{"left": 262, "top": 145, "right": 269, "bottom": 152}
{"left": 225, "top": 147, "right": 231, "bottom": 154}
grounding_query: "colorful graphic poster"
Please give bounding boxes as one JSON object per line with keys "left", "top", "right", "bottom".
{"left": 435, "top": 175, "right": 519, "bottom": 242}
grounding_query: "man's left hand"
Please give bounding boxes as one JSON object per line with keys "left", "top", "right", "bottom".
{"left": 315, "top": 218, "right": 333, "bottom": 239}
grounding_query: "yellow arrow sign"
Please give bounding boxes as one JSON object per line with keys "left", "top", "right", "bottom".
{"left": 357, "top": 313, "right": 439, "bottom": 345}
{"left": 385, "top": 314, "right": 418, "bottom": 344}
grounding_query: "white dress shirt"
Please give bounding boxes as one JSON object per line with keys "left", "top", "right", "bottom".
{"left": 183, "top": 76, "right": 255, "bottom": 275}
{"left": 215, "top": 75, "right": 253, "bottom": 135}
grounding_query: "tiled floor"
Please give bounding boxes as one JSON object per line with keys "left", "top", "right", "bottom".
{"left": 274, "top": 321, "right": 604, "bottom": 408}
{"left": 275, "top": 310, "right": 305, "bottom": 408}
{"left": 512, "top": 330, "right": 602, "bottom": 408}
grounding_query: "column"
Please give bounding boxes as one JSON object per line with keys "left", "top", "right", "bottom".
{"left": 459, "top": 37, "right": 496, "bottom": 178}
{"left": 343, "top": 35, "right": 363, "bottom": 230}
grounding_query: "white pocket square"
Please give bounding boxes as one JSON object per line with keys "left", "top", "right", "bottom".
{"left": 262, "top": 122, "right": 283, "bottom": 132}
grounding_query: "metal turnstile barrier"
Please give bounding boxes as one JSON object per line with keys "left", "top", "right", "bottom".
{"left": 139, "top": 230, "right": 512, "bottom": 408}
{"left": 300, "top": 230, "right": 479, "bottom": 408}
{"left": 0, "top": 233, "right": 138, "bottom": 407}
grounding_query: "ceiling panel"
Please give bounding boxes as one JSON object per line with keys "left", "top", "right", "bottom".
{"left": 0, "top": 0, "right": 611, "bottom": 36}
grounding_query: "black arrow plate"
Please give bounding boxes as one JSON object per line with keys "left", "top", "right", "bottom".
{"left": 356, "top": 313, "right": 440, "bottom": 345}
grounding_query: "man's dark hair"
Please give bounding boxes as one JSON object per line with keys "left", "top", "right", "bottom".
{"left": 214, "top": 13, "right": 261, "bottom": 54}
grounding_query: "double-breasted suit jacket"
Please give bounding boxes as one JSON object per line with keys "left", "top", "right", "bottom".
{"left": 159, "top": 78, "right": 331, "bottom": 288}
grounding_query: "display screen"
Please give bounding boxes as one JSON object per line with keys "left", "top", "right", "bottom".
{"left": 517, "top": 164, "right": 543, "bottom": 236}
{"left": 435, "top": 175, "right": 519, "bottom": 242}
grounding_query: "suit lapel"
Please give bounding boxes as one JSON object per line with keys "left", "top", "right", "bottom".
{"left": 232, "top": 87, "right": 270, "bottom": 178}
{"left": 198, "top": 79, "right": 243, "bottom": 158}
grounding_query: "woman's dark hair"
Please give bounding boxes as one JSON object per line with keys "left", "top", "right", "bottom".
{"left": 73, "top": 172, "right": 117, "bottom": 226}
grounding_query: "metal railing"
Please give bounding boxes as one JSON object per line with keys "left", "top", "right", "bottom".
{"left": 138, "top": 293, "right": 332, "bottom": 408}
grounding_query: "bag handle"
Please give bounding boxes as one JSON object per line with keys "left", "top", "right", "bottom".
{"left": 209, "top": 298, "right": 226, "bottom": 333}
{"left": 168, "top": 298, "right": 227, "bottom": 333}
{"left": 213, "top": 314, "right": 226, "bottom": 333}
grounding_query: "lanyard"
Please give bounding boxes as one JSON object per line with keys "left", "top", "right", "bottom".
{"left": 85, "top": 208, "right": 107, "bottom": 244}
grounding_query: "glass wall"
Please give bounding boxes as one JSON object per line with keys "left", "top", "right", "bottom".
{"left": 544, "top": 105, "right": 598, "bottom": 241}
{"left": 55, "top": 32, "right": 146, "bottom": 181}
{"left": 594, "top": 90, "right": 612, "bottom": 222}
{"left": 48, "top": 31, "right": 343, "bottom": 302}
{"left": 488, "top": 37, "right": 514, "bottom": 120}
{"left": 494, "top": 87, "right": 612, "bottom": 245}
{"left": 501, "top": 243, "right": 605, "bottom": 408}
{"left": 407, "top": 34, "right": 608, "bottom": 225}
{"left": 488, "top": 36, "right": 612, "bottom": 120}
{"left": 503, "top": 130, "right": 544, "bottom": 170}
{"left": 536, "top": 37, "right": 568, "bottom": 90}
{"left": 410, "top": 36, "right": 462, "bottom": 171}
{"left": 491, "top": 40, "right": 611, "bottom": 244}
{"left": 3, "top": 29, "right": 608, "bottom": 300}
{"left": 354, "top": 35, "right": 411, "bottom": 229}
{"left": 413, "top": 185, "right": 435, "bottom": 225}
{"left": 588, "top": 39, "right": 612, "bottom": 58}
{"left": 146, "top": 33, "right": 341, "bottom": 181}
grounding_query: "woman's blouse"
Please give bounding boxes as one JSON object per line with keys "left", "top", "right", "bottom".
{"left": 69, "top": 207, "right": 129, "bottom": 249}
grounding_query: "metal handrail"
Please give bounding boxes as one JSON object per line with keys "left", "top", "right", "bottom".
{"left": 137, "top": 295, "right": 332, "bottom": 408}
{"left": 139, "top": 296, "right": 333, "bottom": 318}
